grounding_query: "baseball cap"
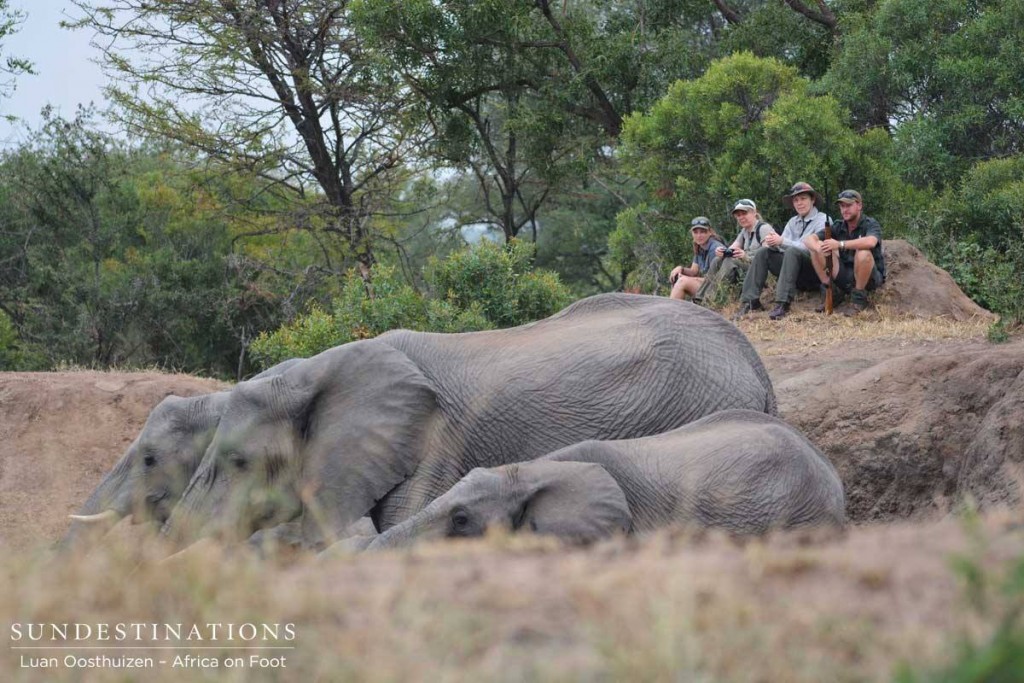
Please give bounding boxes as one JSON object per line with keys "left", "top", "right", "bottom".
{"left": 836, "top": 189, "right": 862, "bottom": 204}
{"left": 690, "top": 216, "right": 711, "bottom": 230}
{"left": 731, "top": 199, "right": 757, "bottom": 214}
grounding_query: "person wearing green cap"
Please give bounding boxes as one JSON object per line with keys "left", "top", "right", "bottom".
{"left": 804, "top": 189, "right": 885, "bottom": 315}
{"left": 669, "top": 216, "right": 725, "bottom": 301}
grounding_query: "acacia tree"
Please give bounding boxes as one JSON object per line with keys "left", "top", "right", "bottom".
{"left": 69, "top": 0, "right": 426, "bottom": 281}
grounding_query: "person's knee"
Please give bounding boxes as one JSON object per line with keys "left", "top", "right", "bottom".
{"left": 854, "top": 250, "right": 874, "bottom": 267}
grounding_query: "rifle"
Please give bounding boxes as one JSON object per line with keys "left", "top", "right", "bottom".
{"left": 823, "top": 215, "right": 834, "bottom": 315}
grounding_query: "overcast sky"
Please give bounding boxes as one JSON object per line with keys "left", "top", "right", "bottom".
{"left": 0, "top": 0, "right": 108, "bottom": 147}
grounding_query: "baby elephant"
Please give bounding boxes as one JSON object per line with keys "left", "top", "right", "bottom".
{"left": 366, "top": 410, "right": 845, "bottom": 549}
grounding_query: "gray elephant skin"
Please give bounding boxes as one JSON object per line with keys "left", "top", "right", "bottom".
{"left": 60, "top": 358, "right": 302, "bottom": 550}
{"left": 167, "top": 293, "right": 778, "bottom": 548}
{"left": 368, "top": 410, "right": 845, "bottom": 549}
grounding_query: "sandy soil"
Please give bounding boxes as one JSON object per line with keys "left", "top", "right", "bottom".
{"left": 0, "top": 372, "right": 226, "bottom": 550}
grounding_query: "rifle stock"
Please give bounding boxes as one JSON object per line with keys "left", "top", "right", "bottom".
{"left": 824, "top": 216, "right": 834, "bottom": 314}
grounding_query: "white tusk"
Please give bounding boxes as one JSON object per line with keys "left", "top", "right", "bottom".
{"left": 68, "top": 510, "right": 121, "bottom": 524}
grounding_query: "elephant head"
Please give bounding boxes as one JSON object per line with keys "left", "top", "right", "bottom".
{"left": 60, "top": 358, "right": 302, "bottom": 551}
{"left": 165, "top": 340, "right": 437, "bottom": 548}
{"left": 366, "top": 461, "right": 631, "bottom": 550}
{"left": 60, "top": 392, "right": 229, "bottom": 550}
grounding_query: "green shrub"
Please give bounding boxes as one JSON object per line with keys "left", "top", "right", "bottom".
{"left": 250, "top": 242, "right": 571, "bottom": 368}
{"left": 426, "top": 239, "right": 572, "bottom": 327}
{"left": 904, "top": 156, "right": 1024, "bottom": 326}
{"left": 0, "top": 310, "right": 45, "bottom": 370}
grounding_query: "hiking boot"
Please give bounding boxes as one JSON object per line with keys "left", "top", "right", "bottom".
{"left": 814, "top": 285, "right": 846, "bottom": 313}
{"left": 768, "top": 302, "right": 790, "bottom": 320}
{"left": 731, "top": 300, "right": 763, "bottom": 320}
{"left": 842, "top": 289, "right": 870, "bottom": 317}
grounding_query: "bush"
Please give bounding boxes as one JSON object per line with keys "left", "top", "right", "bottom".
{"left": 426, "top": 239, "right": 572, "bottom": 328}
{"left": 250, "top": 242, "right": 572, "bottom": 368}
{"left": 909, "top": 156, "right": 1024, "bottom": 325}
{"left": 0, "top": 310, "right": 45, "bottom": 370}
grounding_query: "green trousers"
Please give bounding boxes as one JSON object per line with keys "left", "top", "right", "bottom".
{"left": 740, "top": 248, "right": 821, "bottom": 304}
{"left": 693, "top": 256, "right": 747, "bottom": 303}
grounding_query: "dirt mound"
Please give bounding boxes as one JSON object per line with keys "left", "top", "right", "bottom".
{"left": 0, "top": 371, "right": 226, "bottom": 550}
{"left": 765, "top": 338, "right": 1024, "bottom": 521}
{"left": 754, "top": 239, "right": 996, "bottom": 321}
{"left": 876, "top": 240, "right": 996, "bottom": 321}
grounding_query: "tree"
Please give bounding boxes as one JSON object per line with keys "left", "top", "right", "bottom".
{"left": 69, "top": 0, "right": 427, "bottom": 282}
{"left": 613, "top": 52, "right": 907, "bottom": 291}
{"left": 821, "top": 0, "right": 1024, "bottom": 187}
{"left": 353, "top": 0, "right": 605, "bottom": 242}
{"left": 0, "top": 108, "right": 301, "bottom": 375}
{"left": 0, "top": 0, "right": 33, "bottom": 114}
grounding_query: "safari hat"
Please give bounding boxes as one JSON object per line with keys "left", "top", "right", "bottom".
{"left": 782, "top": 182, "right": 822, "bottom": 210}
{"left": 731, "top": 199, "right": 757, "bottom": 215}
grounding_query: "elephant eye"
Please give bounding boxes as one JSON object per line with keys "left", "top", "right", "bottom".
{"left": 450, "top": 509, "right": 471, "bottom": 534}
{"left": 228, "top": 452, "right": 248, "bottom": 471}
{"left": 143, "top": 453, "right": 156, "bottom": 468}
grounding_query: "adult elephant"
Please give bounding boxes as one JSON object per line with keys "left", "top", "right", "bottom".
{"left": 366, "top": 410, "right": 846, "bottom": 549}
{"left": 166, "top": 294, "right": 777, "bottom": 548}
{"left": 60, "top": 358, "right": 302, "bottom": 550}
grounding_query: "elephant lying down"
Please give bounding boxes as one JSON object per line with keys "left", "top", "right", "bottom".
{"left": 166, "top": 293, "right": 778, "bottom": 549}
{"left": 60, "top": 358, "right": 302, "bottom": 550}
{"left": 366, "top": 410, "right": 845, "bottom": 549}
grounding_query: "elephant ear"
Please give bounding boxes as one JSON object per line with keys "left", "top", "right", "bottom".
{"left": 514, "top": 461, "right": 631, "bottom": 543}
{"left": 283, "top": 340, "right": 437, "bottom": 545}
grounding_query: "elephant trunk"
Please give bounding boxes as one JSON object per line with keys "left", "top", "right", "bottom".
{"left": 58, "top": 442, "right": 138, "bottom": 552}
{"left": 366, "top": 514, "right": 441, "bottom": 551}
{"left": 161, "top": 456, "right": 235, "bottom": 548}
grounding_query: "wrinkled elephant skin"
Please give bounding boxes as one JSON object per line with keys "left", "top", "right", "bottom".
{"left": 368, "top": 410, "right": 845, "bottom": 549}
{"left": 168, "top": 294, "right": 778, "bottom": 548}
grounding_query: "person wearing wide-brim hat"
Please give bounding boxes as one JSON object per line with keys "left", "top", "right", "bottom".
{"left": 692, "top": 199, "right": 776, "bottom": 305}
{"left": 733, "top": 182, "right": 830, "bottom": 321}
{"left": 781, "top": 181, "right": 823, "bottom": 211}
{"left": 668, "top": 216, "right": 725, "bottom": 301}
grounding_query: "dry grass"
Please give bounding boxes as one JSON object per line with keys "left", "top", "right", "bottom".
{"left": 729, "top": 304, "right": 992, "bottom": 356}
{"left": 3, "top": 514, "right": 1023, "bottom": 682}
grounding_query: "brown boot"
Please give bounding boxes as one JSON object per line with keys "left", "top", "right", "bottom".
{"left": 842, "top": 289, "right": 870, "bottom": 316}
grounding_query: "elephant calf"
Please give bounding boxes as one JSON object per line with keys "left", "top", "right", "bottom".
{"left": 366, "top": 410, "right": 845, "bottom": 549}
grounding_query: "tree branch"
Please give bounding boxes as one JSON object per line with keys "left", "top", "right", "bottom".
{"left": 781, "top": 0, "right": 838, "bottom": 31}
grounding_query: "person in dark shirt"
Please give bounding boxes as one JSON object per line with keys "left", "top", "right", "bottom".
{"left": 804, "top": 189, "right": 885, "bottom": 315}
{"left": 669, "top": 216, "right": 725, "bottom": 301}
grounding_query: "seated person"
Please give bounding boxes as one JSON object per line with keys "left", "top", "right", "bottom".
{"left": 693, "top": 199, "right": 775, "bottom": 304}
{"left": 733, "top": 182, "right": 829, "bottom": 321}
{"left": 669, "top": 216, "right": 726, "bottom": 301}
{"left": 804, "top": 189, "right": 885, "bottom": 316}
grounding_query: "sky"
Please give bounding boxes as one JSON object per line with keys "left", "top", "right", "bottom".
{"left": 0, "top": 0, "right": 108, "bottom": 147}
